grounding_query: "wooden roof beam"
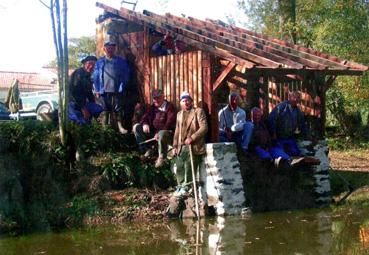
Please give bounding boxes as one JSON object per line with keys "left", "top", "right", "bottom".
{"left": 96, "top": 3, "right": 255, "bottom": 68}
{"left": 139, "top": 17, "right": 281, "bottom": 68}
{"left": 100, "top": 3, "right": 280, "bottom": 68}
{"left": 144, "top": 10, "right": 305, "bottom": 69}
{"left": 168, "top": 13, "right": 331, "bottom": 70}
{"left": 189, "top": 16, "right": 361, "bottom": 70}
{"left": 205, "top": 18, "right": 368, "bottom": 71}
{"left": 212, "top": 62, "right": 236, "bottom": 91}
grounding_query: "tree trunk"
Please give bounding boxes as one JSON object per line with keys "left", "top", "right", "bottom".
{"left": 49, "top": 0, "right": 69, "bottom": 146}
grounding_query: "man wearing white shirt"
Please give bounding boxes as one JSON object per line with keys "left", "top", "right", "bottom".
{"left": 218, "top": 92, "right": 254, "bottom": 152}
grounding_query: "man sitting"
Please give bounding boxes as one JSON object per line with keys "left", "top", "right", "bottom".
{"left": 133, "top": 89, "right": 176, "bottom": 168}
{"left": 250, "top": 107, "right": 291, "bottom": 167}
{"left": 268, "top": 91, "right": 318, "bottom": 166}
{"left": 69, "top": 55, "right": 103, "bottom": 125}
{"left": 218, "top": 92, "right": 254, "bottom": 152}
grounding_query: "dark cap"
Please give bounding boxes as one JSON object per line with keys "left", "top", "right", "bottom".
{"left": 81, "top": 55, "right": 97, "bottom": 64}
{"left": 152, "top": 89, "right": 163, "bottom": 98}
{"left": 104, "top": 40, "right": 117, "bottom": 47}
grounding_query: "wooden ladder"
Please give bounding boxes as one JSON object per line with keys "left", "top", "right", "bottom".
{"left": 121, "top": 0, "right": 138, "bottom": 11}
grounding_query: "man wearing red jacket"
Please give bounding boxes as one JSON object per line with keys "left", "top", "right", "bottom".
{"left": 133, "top": 89, "right": 177, "bottom": 168}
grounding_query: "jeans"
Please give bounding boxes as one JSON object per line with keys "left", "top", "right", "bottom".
{"left": 219, "top": 121, "right": 254, "bottom": 150}
{"left": 255, "top": 145, "right": 291, "bottom": 161}
{"left": 276, "top": 138, "right": 301, "bottom": 156}
{"left": 68, "top": 101, "right": 103, "bottom": 125}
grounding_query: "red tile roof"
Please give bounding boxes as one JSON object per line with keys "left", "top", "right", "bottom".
{"left": 0, "top": 70, "right": 56, "bottom": 92}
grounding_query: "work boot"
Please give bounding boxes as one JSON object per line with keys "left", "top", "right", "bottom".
{"left": 274, "top": 157, "right": 291, "bottom": 170}
{"left": 291, "top": 157, "right": 305, "bottom": 167}
{"left": 100, "top": 111, "right": 109, "bottom": 126}
{"left": 117, "top": 121, "right": 128, "bottom": 134}
{"left": 144, "top": 148, "right": 155, "bottom": 158}
{"left": 116, "top": 113, "right": 128, "bottom": 134}
{"left": 155, "top": 155, "right": 165, "bottom": 168}
{"left": 303, "top": 156, "right": 320, "bottom": 165}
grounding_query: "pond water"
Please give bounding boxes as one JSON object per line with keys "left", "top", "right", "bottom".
{"left": 1, "top": 206, "right": 369, "bottom": 255}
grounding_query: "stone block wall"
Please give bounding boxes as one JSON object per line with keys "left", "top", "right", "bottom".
{"left": 204, "top": 142, "right": 246, "bottom": 216}
{"left": 299, "top": 140, "right": 332, "bottom": 206}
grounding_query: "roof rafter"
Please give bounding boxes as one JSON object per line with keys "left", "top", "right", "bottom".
{"left": 207, "top": 19, "right": 368, "bottom": 71}
{"left": 143, "top": 10, "right": 304, "bottom": 69}
{"left": 96, "top": 3, "right": 256, "bottom": 68}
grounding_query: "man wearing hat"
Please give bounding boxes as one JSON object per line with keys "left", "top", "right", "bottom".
{"left": 172, "top": 91, "right": 208, "bottom": 202}
{"left": 93, "top": 40, "right": 131, "bottom": 133}
{"left": 69, "top": 55, "right": 103, "bottom": 124}
{"left": 218, "top": 92, "right": 254, "bottom": 152}
{"left": 133, "top": 89, "right": 177, "bottom": 168}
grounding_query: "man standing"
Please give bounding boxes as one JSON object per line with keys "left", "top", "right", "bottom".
{"left": 69, "top": 56, "right": 103, "bottom": 125}
{"left": 133, "top": 89, "right": 176, "bottom": 168}
{"left": 172, "top": 91, "right": 208, "bottom": 197}
{"left": 93, "top": 40, "right": 130, "bottom": 133}
{"left": 218, "top": 92, "right": 254, "bottom": 152}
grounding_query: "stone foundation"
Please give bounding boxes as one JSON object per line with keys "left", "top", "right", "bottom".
{"left": 204, "top": 142, "right": 245, "bottom": 216}
{"left": 299, "top": 140, "right": 332, "bottom": 206}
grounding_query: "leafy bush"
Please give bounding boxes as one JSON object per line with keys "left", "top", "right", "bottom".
{"left": 100, "top": 152, "right": 175, "bottom": 189}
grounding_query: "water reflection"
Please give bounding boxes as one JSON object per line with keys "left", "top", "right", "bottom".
{"left": 1, "top": 207, "right": 368, "bottom": 255}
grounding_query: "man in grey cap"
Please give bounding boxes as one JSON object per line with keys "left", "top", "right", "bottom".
{"left": 93, "top": 40, "right": 131, "bottom": 133}
{"left": 133, "top": 89, "right": 177, "bottom": 168}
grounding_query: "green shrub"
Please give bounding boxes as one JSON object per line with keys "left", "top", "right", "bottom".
{"left": 100, "top": 152, "right": 175, "bottom": 189}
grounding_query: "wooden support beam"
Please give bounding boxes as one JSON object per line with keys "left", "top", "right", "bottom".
{"left": 212, "top": 62, "right": 236, "bottom": 91}
{"left": 144, "top": 10, "right": 304, "bottom": 69}
{"left": 205, "top": 18, "right": 368, "bottom": 71}
{"left": 97, "top": 3, "right": 278, "bottom": 68}
{"left": 96, "top": 3, "right": 256, "bottom": 68}
{"left": 166, "top": 14, "right": 344, "bottom": 70}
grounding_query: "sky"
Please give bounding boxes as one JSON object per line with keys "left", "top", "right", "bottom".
{"left": 0, "top": 0, "right": 245, "bottom": 72}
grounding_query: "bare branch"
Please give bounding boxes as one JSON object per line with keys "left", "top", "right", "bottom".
{"left": 38, "top": 0, "right": 50, "bottom": 9}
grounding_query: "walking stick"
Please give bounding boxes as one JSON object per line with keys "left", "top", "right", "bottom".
{"left": 189, "top": 145, "right": 200, "bottom": 220}
{"left": 138, "top": 137, "right": 157, "bottom": 145}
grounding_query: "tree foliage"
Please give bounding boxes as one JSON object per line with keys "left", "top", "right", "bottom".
{"left": 238, "top": 0, "right": 369, "bottom": 134}
{"left": 47, "top": 36, "right": 96, "bottom": 69}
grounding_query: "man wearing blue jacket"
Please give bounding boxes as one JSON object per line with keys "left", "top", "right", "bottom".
{"left": 93, "top": 40, "right": 130, "bottom": 133}
{"left": 267, "top": 91, "right": 309, "bottom": 158}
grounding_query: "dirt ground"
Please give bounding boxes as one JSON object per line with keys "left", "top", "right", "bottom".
{"left": 330, "top": 149, "right": 369, "bottom": 172}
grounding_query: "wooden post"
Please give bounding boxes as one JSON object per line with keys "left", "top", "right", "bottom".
{"left": 143, "top": 26, "right": 150, "bottom": 104}
{"left": 202, "top": 52, "right": 217, "bottom": 142}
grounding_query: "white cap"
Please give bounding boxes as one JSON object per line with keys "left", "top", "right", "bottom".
{"left": 180, "top": 91, "right": 192, "bottom": 101}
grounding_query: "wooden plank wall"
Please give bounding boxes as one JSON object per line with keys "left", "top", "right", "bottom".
{"left": 149, "top": 51, "right": 203, "bottom": 107}
{"left": 268, "top": 78, "right": 321, "bottom": 118}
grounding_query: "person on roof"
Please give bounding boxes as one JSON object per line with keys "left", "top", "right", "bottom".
{"left": 218, "top": 92, "right": 254, "bottom": 152}
{"left": 151, "top": 32, "right": 187, "bottom": 56}
{"left": 68, "top": 56, "right": 103, "bottom": 125}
